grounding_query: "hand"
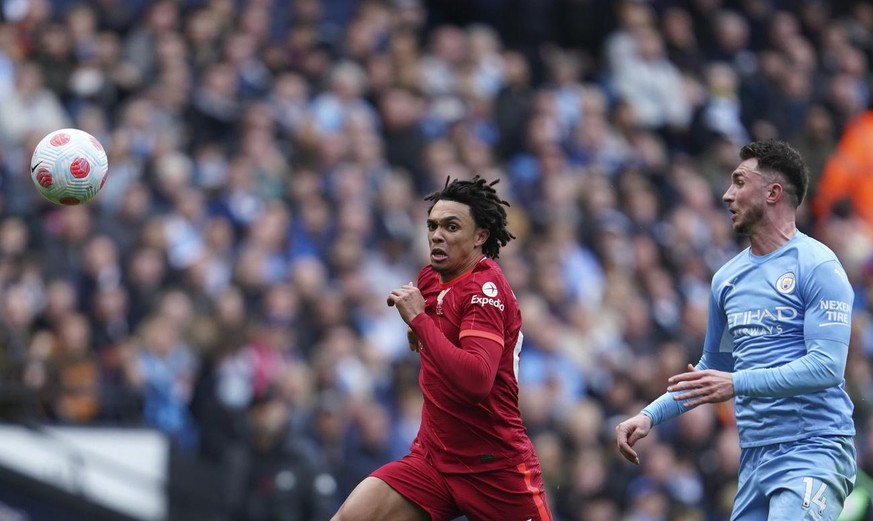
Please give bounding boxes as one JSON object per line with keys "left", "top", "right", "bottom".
{"left": 616, "top": 413, "right": 652, "bottom": 465}
{"left": 406, "top": 327, "right": 421, "bottom": 353}
{"left": 667, "top": 364, "right": 735, "bottom": 408}
{"left": 387, "top": 283, "right": 425, "bottom": 324}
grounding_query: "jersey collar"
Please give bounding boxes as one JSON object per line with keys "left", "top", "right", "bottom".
{"left": 438, "top": 255, "right": 486, "bottom": 289}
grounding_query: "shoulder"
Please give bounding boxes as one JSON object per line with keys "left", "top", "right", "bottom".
{"left": 793, "top": 233, "right": 839, "bottom": 260}
{"left": 418, "top": 265, "right": 434, "bottom": 280}
{"left": 464, "top": 258, "right": 517, "bottom": 308}
{"left": 470, "top": 258, "right": 511, "bottom": 289}
{"left": 712, "top": 248, "right": 749, "bottom": 286}
{"left": 417, "top": 265, "right": 437, "bottom": 288}
{"left": 786, "top": 235, "right": 852, "bottom": 297}
{"left": 790, "top": 233, "right": 843, "bottom": 273}
{"left": 436, "top": 258, "right": 513, "bottom": 299}
{"left": 474, "top": 257, "right": 500, "bottom": 274}
{"left": 793, "top": 232, "right": 850, "bottom": 272}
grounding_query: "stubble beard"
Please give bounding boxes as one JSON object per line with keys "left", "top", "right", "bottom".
{"left": 430, "top": 257, "right": 449, "bottom": 274}
{"left": 733, "top": 205, "right": 764, "bottom": 236}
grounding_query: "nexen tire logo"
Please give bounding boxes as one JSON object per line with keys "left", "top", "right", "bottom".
{"left": 471, "top": 295, "right": 505, "bottom": 311}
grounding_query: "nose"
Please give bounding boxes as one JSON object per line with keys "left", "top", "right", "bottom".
{"left": 722, "top": 186, "right": 734, "bottom": 203}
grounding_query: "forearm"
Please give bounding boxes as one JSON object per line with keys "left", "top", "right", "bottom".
{"left": 641, "top": 391, "right": 687, "bottom": 426}
{"left": 410, "top": 314, "right": 500, "bottom": 402}
{"left": 642, "top": 351, "right": 733, "bottom": 425}
{"left": 733, "top": 339, "right": 848, "bottom": 398}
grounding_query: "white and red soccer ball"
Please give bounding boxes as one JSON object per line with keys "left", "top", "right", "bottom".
{"left": 30, "top": 128, "right": 108, "bottom": 205}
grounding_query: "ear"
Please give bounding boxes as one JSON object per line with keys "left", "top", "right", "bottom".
{"left": 767, "top": 182, "right": 784, "bottom": 204}
{"left": 475, "top": 228, "right": 489, "bottom": 247}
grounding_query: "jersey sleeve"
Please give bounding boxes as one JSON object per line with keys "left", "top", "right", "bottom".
{"left": 642, "top": 279, "right": 734, "bottom": 426}
{"left": 732, "top": 338, "right": 848, "bottom": 397}
{"left": 410, "top": 314, "right": 502, "bottom": 402}
{"left": 702, "top": 278, "right": 732, "bottom": 357}
{"left": 801, "top": 260, "right": 853, "bottom": 343}
{"left": 458, "top": 279, "right": 508, "bottom": 349}
{"left": 731, "top": 260, "right": 854, "bottom": 398}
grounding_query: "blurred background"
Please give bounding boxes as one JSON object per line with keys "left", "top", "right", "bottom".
{"left": 0, "top": 0, "right": 872, "bottom": 520}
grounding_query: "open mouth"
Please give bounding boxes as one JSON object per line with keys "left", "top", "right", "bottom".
{"left": 431, "top": 248, "right": 447, "bottom": 262}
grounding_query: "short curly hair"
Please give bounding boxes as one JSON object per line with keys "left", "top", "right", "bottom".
{"left": 739, "top": 140, "right": 809, "bottom": 207}
{"left": 424, "top": 175, "right": 515, "bottom": 259}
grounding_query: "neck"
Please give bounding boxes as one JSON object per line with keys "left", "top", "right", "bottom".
{"left": 439, "top": 253, "right": 485, "bottom": 283}
{"left": 749, "top": 218, "right": 797, "bottom": 255}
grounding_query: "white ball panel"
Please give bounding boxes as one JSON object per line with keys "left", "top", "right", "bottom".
{"left": 30, "top": 128, "right": 109, "bottom": 205}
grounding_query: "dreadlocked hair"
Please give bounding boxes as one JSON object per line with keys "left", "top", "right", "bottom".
{"left": 424, "top": 175, "right": 516, "bottom": 259}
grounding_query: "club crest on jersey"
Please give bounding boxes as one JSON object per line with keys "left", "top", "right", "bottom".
{"left": 436, "top": 288, "right": 450, "bottom": 315}
{"left": 776, "top": 272, "right": 796, "bottom": 294}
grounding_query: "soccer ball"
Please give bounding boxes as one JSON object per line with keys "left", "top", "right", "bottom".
{"left": 30, "top": 128, "right": 109, "bottom": 205}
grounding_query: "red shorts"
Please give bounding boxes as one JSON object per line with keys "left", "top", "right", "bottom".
{"left": 371, "top": 446, "right": 552, "bottom": 521}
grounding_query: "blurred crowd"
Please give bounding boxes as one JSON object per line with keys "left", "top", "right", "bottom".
{"left": 1, "top": 0, "right": 873, "bottom": 519}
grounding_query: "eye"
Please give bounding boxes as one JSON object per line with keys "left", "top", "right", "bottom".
{"left": 427, "top": 222, "right": 437, "bottom": 231}
{"left": 447, "top": 223, "right": 459, "bottom": 232}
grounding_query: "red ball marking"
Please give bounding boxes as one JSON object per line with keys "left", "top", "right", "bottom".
{"left": 89, "top": 136, "right": 104, "bottom": 152}
{"left": 36, "top": 168, "right": 52, "bottom": 188}
{"left": 59, "top": 197, "right": 81, "bottom": 205}
{"left": 70, "top": 157, "right": 91, "bottom": 178}
{"left": 50, "top": 133, "right": 70, "bottom": 146}
{"left": 99, "top": 173, "right": 108, "bottom": 190}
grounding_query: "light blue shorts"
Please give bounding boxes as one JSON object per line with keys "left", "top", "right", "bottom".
{"left": 732, "top": 435, "right": 856, "bottom": 521}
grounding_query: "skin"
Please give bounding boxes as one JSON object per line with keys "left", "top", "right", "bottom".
{"left": 330, "top": 477, "right": 429, "bottom": 521}
{"left": 391, "top": 199, "right": 489, "bottom": 353}
{"left": 423, "top": 199, "right": 490, "bottom": 284}
{"left": 616, "top": 158, "right": 799, "bottom": 465}
{"left": 331, "top": 199, "right": 489, "bottom": 521}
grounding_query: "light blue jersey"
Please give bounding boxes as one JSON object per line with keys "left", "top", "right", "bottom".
{"left": 641, "top": 231, "right": 857, "bottom": 520}
{"left": 703, "top": 231, "right": 855, "bottom": 448}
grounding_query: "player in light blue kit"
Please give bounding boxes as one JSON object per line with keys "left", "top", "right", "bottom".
{"left": 616, "top": 140, "right": 856, "bottom": 520}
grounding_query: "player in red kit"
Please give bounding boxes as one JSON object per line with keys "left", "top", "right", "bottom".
{"left": 332, "top": 176, "right": 552, "bottom": 521}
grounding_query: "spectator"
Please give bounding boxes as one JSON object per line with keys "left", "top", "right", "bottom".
{"left": 660, "top": 6, "right": 705, "bottom": 75}
{"left": 609, "top": 26, "right": 692, "bottom": 132}
{"left": 0, "top": 61, "right": 71, "bottom": 145}
{"left": 813, "top": 106, "right": 873, "bottom": 232}
{"left": 310, "top": 61, "right": 376, "bottom": 137}
{"left": 689, "top": 61, "right": 750, "bottom": 152}
{"left": 48, "top": 312, "right": 101, "bottom": 423}
{"left": 0, "top": 2, "right": 870, "bottom": 519}
{"left": 236, "top": 389, "right": 336, "bottom": 521}
{"left": 493, "top": 50, "right": 534, "bottom": 161}
{"left": 126, "top": 313, "right": 198, "bottom": 449}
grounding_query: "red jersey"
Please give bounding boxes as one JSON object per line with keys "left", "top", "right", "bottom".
{"left": 408, "top": 256, "right": 534, "bottom": 474}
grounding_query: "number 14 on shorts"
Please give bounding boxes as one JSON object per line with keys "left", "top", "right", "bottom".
{"left": 802, "top": 477, "right": 827, "bottom": 516}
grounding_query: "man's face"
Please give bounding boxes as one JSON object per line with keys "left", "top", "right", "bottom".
{"left": 427, "top": 200, "right": 486, "bottom": 281}
{"left": 722, "top": 158, "right": 768, "bottom": 235}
